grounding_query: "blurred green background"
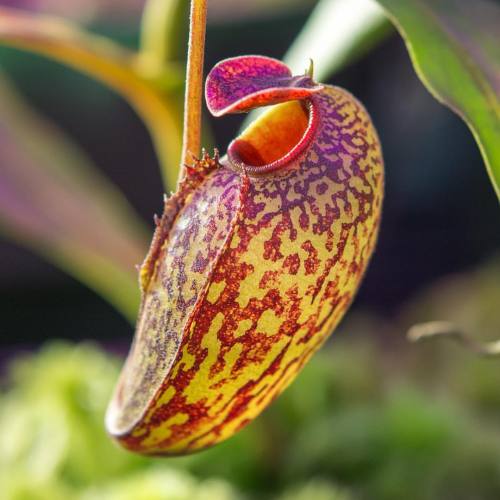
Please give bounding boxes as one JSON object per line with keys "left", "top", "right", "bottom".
{"left": 0, "top": 0, "right": 499, "bottom": 499}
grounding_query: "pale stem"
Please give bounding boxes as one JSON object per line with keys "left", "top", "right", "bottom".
{"left": 408, "top": 321, "right": 500, "bottom": 357}
{"left": 179, "top": 0, "right": 207, "bottom": 184}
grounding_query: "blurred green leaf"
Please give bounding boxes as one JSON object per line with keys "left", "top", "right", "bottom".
{"left": 0, "top": 6, "right": 140, "bottom": 89}
{"left": 0, "top": 76, "right": 148, "bottom": 320}
{"left": 277, "top": 480, "right": 353, "bottom": 500}
{"left": 0, "top": 343, "right": 139, "bottom": 494}
{"left": 376, "top": 0, "right": 500, "bottom": 199}
{"left": 0, "top": 6, "right": 184, "bottom": 190}
{"left": 81, "top": 469, "right": 240, "bottom": 500}
{"left": 283, "top": 0, "right": 391, "bottom": 81}
{"left": 0, "top": 342, "right": 242, "bottom": 500}
{"left": 140, "top": 0, "right": 188, "bottom": 66}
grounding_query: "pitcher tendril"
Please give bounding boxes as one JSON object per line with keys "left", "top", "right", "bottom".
{"left": 180, "top": 0, "right": 207, "bottom": 183}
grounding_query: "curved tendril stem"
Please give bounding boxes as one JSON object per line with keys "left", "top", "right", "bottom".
{"left": 179, "top": 0, "right": 207, "bottom": 185}
{"left": 407, "top": 321, "right": 500, "bottom": 357}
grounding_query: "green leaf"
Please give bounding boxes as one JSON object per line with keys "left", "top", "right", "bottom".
{"left": 0, "top": 6, "right": 184, "bottom": 190}
{"left": 0, "top": 76, "right": 148, "bottom": 320}
{"left": 283, "top": 0, "right": 391, "bottom": 81}
{"left": 375, "top": 0, "right": 500, "bottom": 199}
{"left": 140, "top": 0, "right": 188, "bottom": 66}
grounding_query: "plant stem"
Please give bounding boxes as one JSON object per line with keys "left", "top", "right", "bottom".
{"left": 408, "top": 321, "right": 500, "bottom": 357}
{"left": 179, "top": 0, "right": 207, "bottom": 183}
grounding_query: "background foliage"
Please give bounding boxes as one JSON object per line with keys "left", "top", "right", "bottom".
{"left": 2, "top": 257, "right": 500, "bottom": 499}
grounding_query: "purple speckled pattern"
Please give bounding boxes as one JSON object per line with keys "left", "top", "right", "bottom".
{"left": 205, "top": 55, "right": 323, "bottom": 116}
{"left": 107, "top": 56, "right": 384, "bottom": 455}
{"left": 108, "top": 167, "right": 241, "bottom": 432}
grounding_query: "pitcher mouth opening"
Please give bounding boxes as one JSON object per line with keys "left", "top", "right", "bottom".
{"left": 227, "top": 97, "right": 318, "bottom": 176}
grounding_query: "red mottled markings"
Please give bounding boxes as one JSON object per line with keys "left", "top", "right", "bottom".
{"left": 283, "top": 253, "right": 300, "bottom": 274}
{"left": 164, "top": 88, "right": 379, "bottom": 452}
{"left": 299, "top": 212, "right": 310, "bottom": 231}
{"left": 263, "top": 235, "right": 284, "bottom": 261}
{"left": 301, "top": 240, "right": 320, "bottom": 275}
{"left": 176, "top": 89, "right": 380, "bottom": 449}
{"left": 109, "top": 77, "right": 384, "bottom": 455}
{"left": 259, "top": 270, "right": 279, "bottom": 288}
{"left": 108, "top": 166, "right": 242, "bottom": 434}
{"left": 316, "top": 182, "right": 328, "bottom": 195}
